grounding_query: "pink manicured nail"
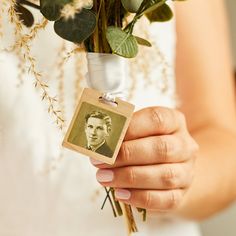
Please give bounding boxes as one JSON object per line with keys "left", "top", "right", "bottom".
{"left": 96, "top": 170, "right": 114, "bottom": 182}
{"left": 90, "top": 158, "right": 104, "bottom": 165}
{"left": 115, "top": 189, "right": 131, "bottom": 200}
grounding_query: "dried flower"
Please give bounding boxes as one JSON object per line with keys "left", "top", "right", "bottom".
{"left": 61, "top": 0, "right": 93, "bottom": 20}
{"left": 61, "top": 3, "right": 80, "bottom": 20}
{"left": 74, "top": 0, "right": 93, "bottom": 9}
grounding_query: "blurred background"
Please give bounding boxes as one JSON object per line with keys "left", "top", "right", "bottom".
{"left": 200, "top": 1, "right": 236, "bottom": 235}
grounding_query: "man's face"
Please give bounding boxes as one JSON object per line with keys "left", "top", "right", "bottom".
{"left": 85, "top": 117, "right": 109, "bottom": 147}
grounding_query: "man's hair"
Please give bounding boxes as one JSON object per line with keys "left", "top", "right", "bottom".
{"left": 85, "top": 111, "right": 112, "bottom": 132}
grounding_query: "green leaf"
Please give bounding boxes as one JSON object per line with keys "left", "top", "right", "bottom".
{"left": 134, "top": 36, "right": 152, "bottom": 47}
{"left": 121, "top": 0, "right": 143, "bottom": 13}
{"left": 136, "top": 0, "right": 166, "bottom": 17}
{"left": 15, "top": 4, "right": 34, "bottom": 27}
{"left": 106, "top": 27, "right": 138, "bottom": 58}
{"left": 146, "top": 3, "right": 173, "bottom": 22}
{"left": 40, "top": 0, "right": 72, "bottom": 21}
{"left": 54, "top": 9, "right": 96, "bottom": 44}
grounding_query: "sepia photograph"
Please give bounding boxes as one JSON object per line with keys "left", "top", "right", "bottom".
{"left": 63, "top": 88, "right": 134, "bottom": 164}
{"left": 67, "top": 102, "right": 126, "bottom": 158}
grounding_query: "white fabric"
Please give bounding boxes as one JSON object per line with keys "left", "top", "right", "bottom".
{"left": 0, "top": 5, "right": 201, "bottom": 236}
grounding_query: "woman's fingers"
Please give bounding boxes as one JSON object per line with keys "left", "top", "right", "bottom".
{"left": 125, "top": 107, "right": 185, "bottom": 140}
{"left": 96, "top": 162, "right": 193, "bottom": 190}
{"left": 91, "top": 134, "right": 197, "bottom": 168}
{"left": 116, "top": 135, "right": 195, "bottom": 167}
{"left": 90, "top": 106, "right": 198, "bottom": 211}
{"left": 114, "top": 188, "right": 185, "bottom": 211}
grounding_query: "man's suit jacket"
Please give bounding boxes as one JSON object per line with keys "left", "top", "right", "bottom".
{"left": 96, "top": 142, "right": 113, "bottom": 158}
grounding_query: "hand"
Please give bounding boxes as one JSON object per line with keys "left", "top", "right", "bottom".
{"left": 91, "top": 107, "right": 199, "bottom": 212}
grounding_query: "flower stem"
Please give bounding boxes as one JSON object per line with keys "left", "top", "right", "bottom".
{"left": 100, "top": 0, "right": 110, "bottom": 53}
{"left": 111, "top": 188, "right": 123, "bottom": 216}
{"left": 101, "top": 187, "right": 117, "bottom": 217}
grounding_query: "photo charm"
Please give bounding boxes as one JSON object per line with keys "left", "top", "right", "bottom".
{"left": 62, "top": 88, "right": 135, "bottom": 165}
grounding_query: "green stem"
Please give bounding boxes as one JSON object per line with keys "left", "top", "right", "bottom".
{"left": 93, "top": 0, "right": 102, "bottom": 52}
{"left": 115, "top": 0, "right": 121, "bottom": 27}
{"left": 111, "top": 188, "right": 123, "bottom": 216}
{"left": 124, "top": 19, "right": 137, "bottom": 34}
{"left": 137, "top": 208, "right": 147, "bottom": 221}
{"left": 101, "top": 187, "right": 117, "bottom": 217}
{"left": 125, "top": 0, "right": 167, "bottom": 34}
{"left": 101, "top": 0, "right": 110, "bottom": 53}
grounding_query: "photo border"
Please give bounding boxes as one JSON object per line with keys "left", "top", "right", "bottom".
{"left": 62, "top": 88, "right": 135, "bottom": 165}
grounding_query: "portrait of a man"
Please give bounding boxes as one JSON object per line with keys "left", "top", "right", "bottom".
{"left": 85, "top": 111, "right": 113, "bottom": 158}
{"left": 64, "top": 98, "right": 130, "bottom": 164}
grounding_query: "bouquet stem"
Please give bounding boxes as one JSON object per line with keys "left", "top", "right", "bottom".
{"left": 120, "top": 203, "right": 138, "bottom": 235}
{"left": 102, "top": 187, "right": 138, "bottom": 234}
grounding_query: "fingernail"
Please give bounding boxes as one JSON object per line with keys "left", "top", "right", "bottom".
{"left": 115, "top": 189, "right": 131, "bottom": 200}
{"left": 90, "top": 158, "right": 104, "bottom": 165}
{"left": 96, "top": 170, "right": 114, "bottom": 182}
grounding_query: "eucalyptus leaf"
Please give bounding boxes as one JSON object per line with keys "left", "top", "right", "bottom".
{"left": 121, "top": 0, "right": 143, "bottom": 13}
{"left": 106, "top": 27, "right": 138, "bottom": 58}
{"left": 135, "top": 36, "right": 152, "bottom": 47}
{"left": 15, "top": 4, "right": 34, "bottom": 27}
{"left": 136, "top": 0, "right": 165, "bottom": 18}
{"left": 54, "top": 9, "right": 96, "bottom": 44}
{"left": 40, "top": 0, "right": 72, "bottom": 21}
{"left": 146, "top": 3, "right": 173, "bottom": 22}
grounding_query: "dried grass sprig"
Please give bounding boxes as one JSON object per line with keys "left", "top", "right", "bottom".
{"left": 8, "top": 0, "right": 23, "bottom": 28}
{"left": 8, "top": 0, "right": 24, "bottom": 44}
{"left": 7, "top": 3, "right": 64, "bottom": 128}
{"left": 64, "top": 45, "right": 85, "bottom": 62}
{"left": 24, "top": 46, "right": 65, "bottom": 129}
{"left": 128, "top": 58, "right": 138, "bottom": 101}
{"left": 14, "top": 18, "right": 48, "bottom": 51}
{"left": 153, "top": 44, "right": 172, "bottom": 93}
{"left": 16, "top": 48, "right": 27, "bottom": 87}
{"left": 0, "top": 1, "right": 7, "bottom": 38}
{"left": 56, "top": 42, "right": 67, "bottom": 122}
{"left": 74, "top": 46, "right": 86, "bottom": 107}
{"left": 0, "top": 17, "right": 3, "bottom": 39}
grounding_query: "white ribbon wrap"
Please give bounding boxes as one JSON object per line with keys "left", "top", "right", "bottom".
{"left": 86, "top": 53, "right": 128, "bottom": 100}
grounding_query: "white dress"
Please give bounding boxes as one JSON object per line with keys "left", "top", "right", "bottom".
{"left": 0, "top": 4, "right": 201, "bottom": 236}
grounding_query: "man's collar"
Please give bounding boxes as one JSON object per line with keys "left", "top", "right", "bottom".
{"left": 87, "top": 140, "right": 105, "bottom": 152}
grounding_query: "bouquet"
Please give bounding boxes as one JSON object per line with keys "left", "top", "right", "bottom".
{"left": 14, "top": 0, "right": 177, "bottom": 57}
{"left": 1, "top": 0, "right": 185, "bottom": 234}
